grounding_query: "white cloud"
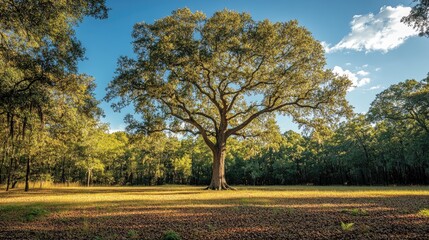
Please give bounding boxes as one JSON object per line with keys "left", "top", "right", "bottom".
{"left": 109, "top": 128, "right": 125, "bottom": 133}
{"left": 333, "top": 66, "right": 371, "bottom": 91}
{"left": 357, "top": 70, "right": 369, "bottom": 76}
{"left": 369, "top": 85, "right": 382, "bottom": 90}
{"left": 109, "top": 124, "right": 126, "bottom": 133}
{"left": 358, "top": 78, "right": 371, "bottom": 87}
{"left": 320, "top": 41, "right": 331, "bottom": 53}
{"left": 345, "top": 62, "right": 352, "bottom": 66}
{"left": 325, "top": 6, "right": 418, "bottom": 53}
{"left": 375, "top": 67, "right": 381, "bottom": 71}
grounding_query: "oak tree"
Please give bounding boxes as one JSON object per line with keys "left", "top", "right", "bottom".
{"left": 402, "top": 0, "right": 429, "bottom": 37}
{"left": 369, "top": 77, "right": 429, "bottom": 135}
{"left": 106, "top": 9, "right": 351, "bottom": 190}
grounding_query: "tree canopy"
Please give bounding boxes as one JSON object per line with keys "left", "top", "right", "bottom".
{"left": 369, "top": 77, "right": 429, "bottom": 134}
{"left": 106, "top": 8, "right": 351, "bottom": 189}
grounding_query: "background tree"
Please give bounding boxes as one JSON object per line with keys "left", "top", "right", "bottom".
{"left": 0, "top": 0, "right": 108, "bottom": 118}
{"left": 0, "top": 0, "right": 108, "bottom": 191}
{"left": 106, "top": 8, "right": 351, "bottom": 190}
{"left": 402, "top": 0, "right": 429, "bottom": 37}
{"left": 369, "top": 78, "right": 429, "bottom": 135}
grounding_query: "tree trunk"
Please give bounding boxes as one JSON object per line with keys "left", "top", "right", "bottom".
{"left": 61, "top": 157, "right": 66, "bottom": 184}
{"left": 6, "top": 156, "right": 13, "bottom": 191}
{"left": 0, "top": 142, "right": 6, "bottom": 184}
{"left": 87, "top": 169, "right": 91, "bottom": 187}
{"left": 12, "top": 180, "right": 18, "bottom": 189}
{"left": 5, "top": 114, "right": 14, "bottom": 192}
{"left": 0, "top": 159, "right": 3, "bottom": 184}
{"left": 24, "top": 156, "right": 30, "bottom": 191}
{"left": 206, "top": 144, "right": 234, "bottom": 190}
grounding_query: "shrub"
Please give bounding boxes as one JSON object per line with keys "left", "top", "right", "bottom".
{"left": 341, "top": 208, "right": 368, "bottom": 216}
{"left": 162, "top": 230, "right": 181, "bottom": 240}
{"left": 340, "top": 221, "right": 354, "bottom": 232}
{"left": 418, "top": 208, "right": 429, "bottom": 217}
{"left": 127, "top": 229, "right": 139, "bottom": 239}
{"left": 24, "top": 207, "right": 49, "bottom": 221}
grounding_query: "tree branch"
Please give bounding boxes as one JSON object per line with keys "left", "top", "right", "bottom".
{"left": 160, "top": 98, "right": 215, "bottom": 150}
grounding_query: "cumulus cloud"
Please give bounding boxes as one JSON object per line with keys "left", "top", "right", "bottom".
{"left": 325, "top": 6, "right": 418, "bottom": 53}
{"left": 357, "top": 70, "right": 369, "bottom": 76}
{"left": 332, "top": 66, "right": 371, "bottom": 91}
{"left": 359, "top": 78, "right": 371, "bottom": 86}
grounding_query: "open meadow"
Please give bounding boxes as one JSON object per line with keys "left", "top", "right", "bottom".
{"left": 0, "top": 185, "right": 428, "bottom": 239}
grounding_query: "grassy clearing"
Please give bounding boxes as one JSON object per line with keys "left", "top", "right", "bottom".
{"left": 0, "top": 185, "right": 428, "bottom": 239}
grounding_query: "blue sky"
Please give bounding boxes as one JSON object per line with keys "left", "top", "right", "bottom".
{"left": 76, "top": 0, "right": 429, "bottom": 133}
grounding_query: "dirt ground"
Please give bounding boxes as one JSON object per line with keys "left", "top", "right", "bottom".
{"left": 0, "top": 185, "right": 428, "bottom": 239}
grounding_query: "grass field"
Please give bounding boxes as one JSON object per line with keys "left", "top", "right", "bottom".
{"left": 0, "top": 185, "right": 428, "bottom": 239}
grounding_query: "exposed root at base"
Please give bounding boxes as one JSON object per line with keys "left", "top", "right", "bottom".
{"left": 205, "top": 183, "right": 237, "bottom": 190}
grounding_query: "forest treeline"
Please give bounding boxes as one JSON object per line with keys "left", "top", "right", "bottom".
{"left": 1, "top": 76, "right": 428, "bottom": 188}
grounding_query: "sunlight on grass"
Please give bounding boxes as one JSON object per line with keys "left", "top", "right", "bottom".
{"left": 1, "top": 186, "right": 427, "bottom": 219}
{"left": 1, "top": 186, "right": 428, "bottom": 206}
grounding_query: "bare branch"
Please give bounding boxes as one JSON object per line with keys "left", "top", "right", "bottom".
{"left": 146, "top": 127, "right": 200, "bottom": 136}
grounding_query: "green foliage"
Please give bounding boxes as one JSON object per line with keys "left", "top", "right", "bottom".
{"left": 82, "top": 218, "right": 90, "bottom": 232}
{"left": 0, "top": 0, "right": 108, "bottom": 117}
{"left": 0, "top": 205, "right": 49, "bottom": 222}
{"left": 0, "top": 205, "right": 22, "bottom": 221}
{"left": 369, "top": 78, "right": 429, "bottom": 135}
{"left": 418, "top": 208, "right": 429, "bottom": 217}
{"left": 340, "top": 221, "right": 354, "bottom": 232}
{"left": 127, "top": 229, "right": 139, "bottom": 239}
{"left": 285, "top": 207, "right": 295, "bottom": 214}
{"left": 24, "top": 207, "right": 49, "bottom": 222}
{"left": 0, "top": 0, "right": 108, "bottom": 191}
{"left": 162, "top": 230, "right": 181, "bottom": 240}
{"left": 206, "top": 224, "right": 216, "bottom": 232}
{"left": 341, "top": 208, "right": 368, "bottom": 216}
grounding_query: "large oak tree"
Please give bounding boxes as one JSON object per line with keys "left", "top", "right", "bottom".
{"left": 106, "top": 9, "right": 351, "bottom": 190}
